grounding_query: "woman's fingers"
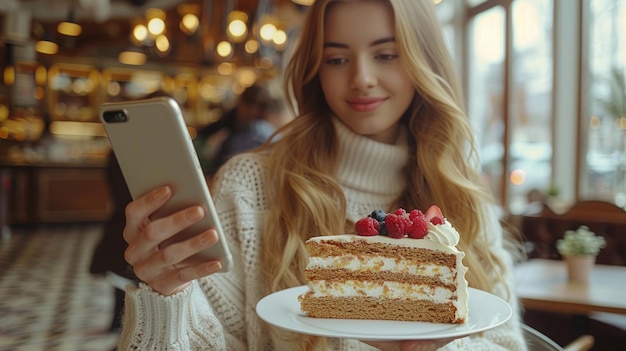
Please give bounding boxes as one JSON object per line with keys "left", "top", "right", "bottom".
{"left": 133, "top": 228, "right": 220, "bottom": 281}
{"left": 123, "top": 185, "right": 172, "bottom": 243}
{"left": 147, "top": 258, "right": 224, "bottom": 296}
{"left": 125, "top": 205, "right": 206, "bottom": 267}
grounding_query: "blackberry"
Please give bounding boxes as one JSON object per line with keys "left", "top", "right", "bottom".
{"left": 379, "top": 222, "right": 388, "bottom": 235}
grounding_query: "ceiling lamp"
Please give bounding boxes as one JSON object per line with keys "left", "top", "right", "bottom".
{"left": 177, "top": 3, "right": 200, "bottom": 35}
{"left": 291, "top": 0, "right": 315, "bottom": 5}
{"left": 227, "top": 10, "right": 248, "bottom": 43}
{"left": 180, "top": 13, "right": 199, "bottom": 35}
{"left": 35, "top": 39, "right": 59, "bottom": 55}
{"left": 57, "top": 7, "right": 82, "bottom": 37}
{"left": 118, "top": 47, "right": 147, "bottom": 65}
{"left": 216, "top": 41, "right": 233, "bottom": 58}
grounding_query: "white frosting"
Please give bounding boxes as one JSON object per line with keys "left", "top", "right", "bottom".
{"left": 425, "top": 220, "right": 460, "bottom": 246}
{"left": 305, "top": 219, "right": 469, "bottom": 321}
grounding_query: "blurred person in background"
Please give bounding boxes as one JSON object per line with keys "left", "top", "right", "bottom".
{"left": 195, "top": 79, "right": 291, "bottom": 177}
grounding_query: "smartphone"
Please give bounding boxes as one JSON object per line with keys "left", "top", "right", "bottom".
{"left": 99, "top": 96, "right": 233, "bottom": 273}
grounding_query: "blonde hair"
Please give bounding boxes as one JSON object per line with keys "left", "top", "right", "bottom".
{"left": 260, "top": 1, "right": 519, "bottom": 349}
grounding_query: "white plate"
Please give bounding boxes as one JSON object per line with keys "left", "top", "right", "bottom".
{"left": 256, "top": 286, "right": 512, "bottom": 341}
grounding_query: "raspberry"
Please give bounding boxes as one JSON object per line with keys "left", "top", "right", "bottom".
{"left": 394, "top": 208, "right": 407, "bottom": 216}
{"left": 355, "top": 217, "right": 380, "bottom": 236}
{"left": 408, "top": 216, "right": 428, "bottom": 239}
{"left": 408, "top": 209, "right": 424, "bottom": 221}
{"left": 425, "top": 205, "right": 445, "bottom": 225}
{"left": 385, "top": 213, "right": 411, "bottom": 238}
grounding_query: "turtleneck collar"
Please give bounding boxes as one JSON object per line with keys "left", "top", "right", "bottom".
{"left": 334, "top": 118, "right": 409, "bottom": 197}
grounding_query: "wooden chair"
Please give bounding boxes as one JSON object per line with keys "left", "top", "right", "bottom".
{"left": 520, "top": 200, "right": 626, "bottom": 350}
{"left": 522, "top": 324, "right": 594, "bottom": 351}
{"left": 521, "top": 200, "right": 626, "bottom": 266}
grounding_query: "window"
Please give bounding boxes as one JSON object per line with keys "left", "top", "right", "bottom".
{"left": 463, "top": 0, "right": 554, "bottom": 214}
{"left": 581, "top": 0, "right": 626, "bottom": 205}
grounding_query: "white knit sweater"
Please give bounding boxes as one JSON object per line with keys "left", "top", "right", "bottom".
{"left": 118, "top": 120, "right": 528, "bottom": 351}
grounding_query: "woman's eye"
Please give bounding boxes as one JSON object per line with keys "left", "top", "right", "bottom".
{"left": 376, "top": 53, "right": 399, "bottom": 61}
{"left": 325, "top": 57, "right": 348, "bottom": 65}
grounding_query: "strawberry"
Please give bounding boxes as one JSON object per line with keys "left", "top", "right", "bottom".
{"left": 407, "top": 215, "right": 429, "bottom": 239}
{"left": 425, "top": 205, "right": 445, "bottom": 225}
{"left": 355, "top": 217, "right": 380, "bottom": 236}
{"left": 385, "top": 213, "right": 412, "bottom": 238}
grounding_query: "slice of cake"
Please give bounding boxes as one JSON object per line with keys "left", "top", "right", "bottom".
{"left": 298, "top": 205, "right": 469, "bottom": 323}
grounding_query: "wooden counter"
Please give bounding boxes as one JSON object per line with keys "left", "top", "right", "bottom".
{"left": 0, "top": 161, "right": 112, "bottom": 225}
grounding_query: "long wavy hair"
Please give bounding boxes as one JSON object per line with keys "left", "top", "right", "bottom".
{"left": 259, "top": 1, "right": 519, "bottom": 349}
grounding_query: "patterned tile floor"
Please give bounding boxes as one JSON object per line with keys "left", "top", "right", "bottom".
{"left": 0, "top": 224, "right": 119, "bottom": 351}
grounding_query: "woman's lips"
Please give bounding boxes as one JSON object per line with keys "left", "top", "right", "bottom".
{"left": 347, "top": 98, "right": 386, "bottom": 112}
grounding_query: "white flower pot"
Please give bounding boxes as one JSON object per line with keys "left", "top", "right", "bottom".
{"left": 563, "top": 255, "right": 595, "bottom": 285}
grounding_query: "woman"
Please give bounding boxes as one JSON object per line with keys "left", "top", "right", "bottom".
{"left": 119, "top": 1, "right": 527, "bottom": 350}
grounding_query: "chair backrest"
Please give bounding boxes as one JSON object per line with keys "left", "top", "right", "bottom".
{"left": 521, "top": 200, "right": 626, "bottom": 265}
{"left": 523, "top": 324, "right": 564, "bottom": 351}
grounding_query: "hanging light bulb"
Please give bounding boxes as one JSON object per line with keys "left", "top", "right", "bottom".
{"left": 216, "top": 40, "right": 233, "bottom": 58}
{"left": 227, "top": 10, "right": 248, "bottom": 43}
{"left": 35, "top": 39, "right": 58, "bottom": 55}
{"left": 57, "top": 7, "right": 82, "bottom": 37}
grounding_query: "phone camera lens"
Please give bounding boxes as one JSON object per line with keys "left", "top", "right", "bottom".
{"left": 104, "top": 110, "right": 128, "bottom": 123}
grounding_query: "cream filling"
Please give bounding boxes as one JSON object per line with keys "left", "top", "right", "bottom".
{"left": 308, "top": 257, "right": 456, "bottom": 285}
{"left": 307, "top": 280, "right": 469, "bottom": 320}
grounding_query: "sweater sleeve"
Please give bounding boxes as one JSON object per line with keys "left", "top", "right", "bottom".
{"left": 116, "top": 153, "right": 270, "bottom": 351}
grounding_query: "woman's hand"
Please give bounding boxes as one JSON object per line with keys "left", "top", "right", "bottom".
{"left": 363, "top": 338, "right": 455, "bottom": 351}
{"left": 123, "top": 185, "right": 224, "bottom": 296}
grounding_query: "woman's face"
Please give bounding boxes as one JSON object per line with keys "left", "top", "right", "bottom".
{"left": 319, "top": 0, "right": 414, "bottom": 144}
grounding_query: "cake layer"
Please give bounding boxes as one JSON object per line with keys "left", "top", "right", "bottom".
{"left": 299, "top": 295, "right": 463, "bottom": 323}
{"left": 305, "top": 240, "right": 457, "bottom": 267}
{"left": 305, "top": 280, "right": 459, "bottom": 301}
{"left": 305, "top": 256, "right": 457, "bottom": 286}
{"left": 305, "top": 271, "right": 457, "bottom": 291}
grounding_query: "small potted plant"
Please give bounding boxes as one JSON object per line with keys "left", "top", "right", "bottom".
{"left": 556, "top": 226, "right": 606, "bottom": 284}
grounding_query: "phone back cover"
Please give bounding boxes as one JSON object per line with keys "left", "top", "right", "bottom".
{"left": 99, "top": 97, "right": 232, "bottom": 271}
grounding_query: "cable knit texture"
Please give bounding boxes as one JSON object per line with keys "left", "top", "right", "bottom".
{"left": 118, "top": 120, "right": 527, "bottom": 351}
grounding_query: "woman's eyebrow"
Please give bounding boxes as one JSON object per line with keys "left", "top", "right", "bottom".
{"left": 323, "top": 37, "right": 396, "bottom": 49}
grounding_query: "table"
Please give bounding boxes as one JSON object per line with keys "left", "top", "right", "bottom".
{"left": 514, "top": 259, "right": 626, "bottom": 315}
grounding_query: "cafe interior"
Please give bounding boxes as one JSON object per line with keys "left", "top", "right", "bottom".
{"left": 0, "top": 0, "right": 624, "bottom": 350}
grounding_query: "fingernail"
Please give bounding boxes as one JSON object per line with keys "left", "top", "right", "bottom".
{"left": 208, "top": 261, "right": 222, "bottom": 272}
{"left": 185, "top": 207, "right": 204, "bottom": 221}
{"left": 153, "top": 186, "right": 171, "bottom": 201}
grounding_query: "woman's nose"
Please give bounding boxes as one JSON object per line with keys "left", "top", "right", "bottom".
{"left": 350, "top": 58, "right": 377, "bottom": 90}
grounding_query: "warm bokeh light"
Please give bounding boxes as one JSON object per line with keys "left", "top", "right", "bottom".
{"left": 291, "top": 0, "right": 314, "bottom": 5}
{"left": 3, "top": 66, "right": 15, "bottom": 85}
{"left": 589, "top": 115, "right": 601, "bottom": 129}
{"left": 118, "top": 50, "right": 147, "bottom": 65}
{"left": 216, "top": 41, "right": 233, "bottom": 58}
{"left": 155, "top": 34, "right": 170, "bottom": 53}
{"left": 228, "top": 19, "right": 247, "bottom": 42}
{"left": 57, "top": 21, "right": 82, "bottom": 36}
{"left": 510, "top": 169, "right": 526, "bottom": 186}
{"left": 35, "top": 66, "right": 47, "bottom": 85}
{"left": 147, "top": 17, "right": 165, "bottom": 36}
{"left": 217, "top": 62, "right": 235, "bottom": 75}
{"left": 180, "top": 13, "right": 199, "bottom": 35}
{"left": 35, "top": 40, "right": 58, "bottom": 55}
{"left": 272, "top": 29, "right": 287, "bottom": 49}
{"left": 133, "top": 24, "right": 149, "bottom": 42}
{"left": 245, "top": 39, "right": 259, "bottom": 54}
{"left": 259, "top": 23, "right": 277, "bottom": 41}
